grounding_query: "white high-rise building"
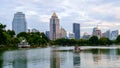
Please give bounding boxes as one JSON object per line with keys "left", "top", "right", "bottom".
{"left": 50, "top": 12, "right": 60, "bottom": 40}
{"left": 12, "top": 12, "right": 27, "bottom": 35}
{"left": 82, "top": 32, "right": 91, "bottom": 39}
{"left": 92, "top": 26, "right": 101, "bottom": 38}
{"left": 68, "top": 32, "right": 75, "bottom": 39}
{"left": 60, "top": 27, "right": 67, "bottom": 38}
{"left": 102, "top": 30, "right": 111, "bottom": 39}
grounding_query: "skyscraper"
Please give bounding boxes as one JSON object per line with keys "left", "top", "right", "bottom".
{"left": 82, "top": 32, "right": 91, "bottom": 40}
{"left": 12, "top": 12, "right": 27, "bottom": 35}
{"left": 92, "top": 26, "right": 101, "bottom": 38}
{"left": 102, "top": 30, "right": 111, "bottom": 39}
{"left": 73, "top": 23, "right": 80, "bottom": 40}
{"left": 45, "top": 31, "right": 50, "bottom": 39}
{"left": 60, "top": 27, "right": 67, "bottom": 38}
{"left": 50, "top": 12, "right": 60, "bottom": 40}
{"left": 111, "top": 30, "right": 120, "bottom": 40}
{"left": 68, "top": 32, "right": 75, "bottom": 39}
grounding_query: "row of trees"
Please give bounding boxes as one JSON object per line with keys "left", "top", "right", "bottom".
{"left": 0, "top": 23, "right": 49, "bottom": 48}
{"left": 52, "top": 36, "right": 120, "bottom": 46}
{"left": 17, "top": 32, "right": 49, "bottom": 47}
{"left": 1, "top": 22, "right": 120, "bottom": 48}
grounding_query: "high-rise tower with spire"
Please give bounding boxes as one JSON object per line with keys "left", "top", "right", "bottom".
{"left": 50, "top": 12, "right": 60, "bottom": 40}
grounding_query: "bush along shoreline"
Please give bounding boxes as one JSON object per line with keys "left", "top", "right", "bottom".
{"left": 0, "top": 23, "right": 49, "bottom": 51}
{"left": 1, "top": 23, "right": 120, "bottom": 51}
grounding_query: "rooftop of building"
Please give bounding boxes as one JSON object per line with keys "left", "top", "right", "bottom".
{"left": 52, "top": 12, "right": 58, "bottom": 18}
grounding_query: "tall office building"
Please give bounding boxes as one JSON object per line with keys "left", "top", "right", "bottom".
{"left": 73, "top": 23, "right": 80, "bottom": 40}
{"left": 102, "top": 30, "right": 111, "bottom": 39}
{"left": 111, "top": 30, "right": 120, "bottom": 40}
{"left": 68, "top": 32, "right": 75, "bottom": 39}
{"left": 50, "top": 12, "right": 60, "bottom": 40}
{"left": 45, "top": 31, "right": 50, "bottom": 39}
{"left": 82, "top": 32, "right": 91, "bottom": 40}
{"left": 60, "top": 27, "right": 67, "bottom": 38}
{"left": 12, "top": 12, "right": 27, "bottom": 35}
{"left": 92, "top": 26, "right": 101, "bottom": 38}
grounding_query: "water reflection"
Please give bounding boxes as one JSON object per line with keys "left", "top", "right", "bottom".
{"left": 73, "top": 53, "right": 80, "bottom": 68}
{"left": 2, "top": 50, "right": 28, "bottom": 68}
{"left": 50, "top": 47, "right": 60, "bottom": 68}
{"left": 12, "top": 50, "right": 27, "bottom": 68}
{"left": 0, "top": 47, "right": 120, "bottom": 68}
{"left": 2, "top": 48, "right": 51, "bottom": 68}
{"left": 109, "top": 49, "right": 117, "bottom": 60}
{"left": 93, "top": 49, "right": 102, "bottom": 64}
{"left": 59, "top": 51, "right": 73, "bottom": 68}
{"left": 92, "top": 49, "right": 120, "bottom": 68}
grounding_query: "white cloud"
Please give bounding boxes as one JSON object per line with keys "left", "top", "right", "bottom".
{"left": 38, "top": 15, "right": 50, "bottom": 23}
{"left": 1, "top": 0, "right": 120, "bottom": 36}
{"left": 92, "top": 3, "right": 120, "bottom": 20}
{"left": 26, "top": 10, "right": 38, "bottom": 16}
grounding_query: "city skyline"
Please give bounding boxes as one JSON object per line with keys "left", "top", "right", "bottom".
{"left": 1, "top": 0, "right": 120, "bottom": 36}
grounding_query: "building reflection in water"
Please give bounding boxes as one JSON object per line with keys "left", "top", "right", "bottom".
{"left": 2, "top": 50, "right": 27, "bottom": 68}
{"left": 1, "top": 47, "right": 120, "bottom": 68}
{"left": 93, "top": 49, "right": 101, "bottom": 64}
{"left": 109, "top": 49, "right": 117, "bottom": 60}
{"left": 93, "top": 49, "right": 118, "bottom": 68}
{"left": 2, "top": 48, "right": 51, "bottom": 68}
{"left": 59, "top": 51, "right": 73, "bottom": 68}
{"left": 50, "top": 47, "right": 60, "bottom": 68}
{"left": 73, "top": 53, "right": 80, "bottom": 68}
{"left": 12, "top": 50, "right": 27, "bottom": 68}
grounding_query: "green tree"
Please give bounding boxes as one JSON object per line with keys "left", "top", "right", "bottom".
{"left": 2, "top": 32, "right": 11, "bottom": 45}
{"left": 6, "top": 30, "right": 15, "bottom": 37}
{"left": 0, "top": 32, "right": 7, "bottom": 45}
{"left": 17, "top": 32, "right": 28, "bottom": 39}
{"left": 78, "top": 39, "right": 89, "bottom": 46}
{"left": 41, "top": 33, "right": 49, "bottom": 42}
{"left": 99, "top": 37, "right": 111, "bottom": 45}
{"left": 11, "top": 37, "right": 20, "bottom": 46}
{"left": 19, "top": 32, "right": 49, "bottom": 46}
{"left": 54, "top": 38, "right": 68, "bottom": 45}
{"left": 68, "top": 39, "right": 77, "bottom": 46}
{"left": 116, "top": 35, "right": 120, "bottom": 44}
{"left": 53, "top": 38, "right": 77, "bottom": 46}
{"left": 89, "top": 36, "right": 99, "bottom": 45}
{"left": 0, "top": 23, "right": 6, "bottom": 31}
{"left": 0, "top": 23, "right": 7, "bottom": 45}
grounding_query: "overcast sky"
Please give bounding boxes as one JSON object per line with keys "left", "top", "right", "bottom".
{"left": 0, "top": 0, "right": 120, "bottom": 35}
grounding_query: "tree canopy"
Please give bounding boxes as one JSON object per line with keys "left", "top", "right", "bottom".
{"left": 89, "top": 36, "right": 99, "bottom": 45}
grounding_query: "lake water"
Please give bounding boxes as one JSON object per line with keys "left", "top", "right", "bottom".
{"left": 0, "top": 46, "right": 120, "bottom": 68}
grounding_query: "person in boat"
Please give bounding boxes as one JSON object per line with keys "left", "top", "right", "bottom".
{"left": 74, "top": 45, "right": 80, "bottom": 51}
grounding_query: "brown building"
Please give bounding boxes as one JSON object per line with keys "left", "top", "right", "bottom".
{"left": 50, "top": 12, "right": 60, "bottom": 40}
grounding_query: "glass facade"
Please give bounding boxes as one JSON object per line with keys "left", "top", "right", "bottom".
{"left": 73, "top": 23, "right": 80, "bottom": 40}
{"left": 12, "top": 12, "right": 27, "bottom": 35}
